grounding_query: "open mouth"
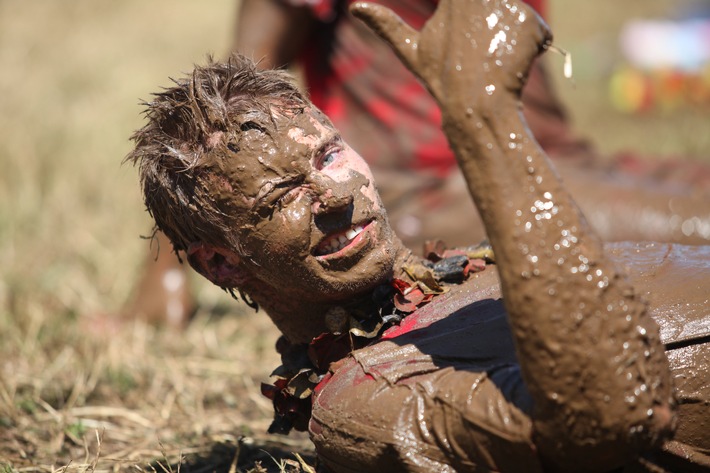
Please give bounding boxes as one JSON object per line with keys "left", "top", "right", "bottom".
{"left": 314, "top": 221, "right": 373, "bottom": 258}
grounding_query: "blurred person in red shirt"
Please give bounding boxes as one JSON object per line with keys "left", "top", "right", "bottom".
{"left": 124, "top": 0, "right": 710, "bottom": 327}
{"left": 234, "top": 0, "right": 590, "bottom": 247}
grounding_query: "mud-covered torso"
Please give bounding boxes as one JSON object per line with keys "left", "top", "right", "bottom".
{"left": 310, "top": 243, "right": 710, "bottom": 472}
{"left": 612, "top": 242, "right": 710, "bottom": 466}
{"left": 608, "top": 242, "right": 710, "bottom": 346}
{"left": 311, "top": 266, "right": 543, "bottom": 472}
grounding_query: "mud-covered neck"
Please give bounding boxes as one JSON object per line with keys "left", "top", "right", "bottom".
{"left": 242, "top": 239, "right": 415, "bottom": 344}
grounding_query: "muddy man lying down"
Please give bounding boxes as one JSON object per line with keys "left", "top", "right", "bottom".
{"left": 127, "top": 0, "right": 709, "bottom": 471}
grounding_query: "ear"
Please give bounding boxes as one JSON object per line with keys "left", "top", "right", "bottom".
{"left": 186, "top": 242, "right": 249, "bottom": 287}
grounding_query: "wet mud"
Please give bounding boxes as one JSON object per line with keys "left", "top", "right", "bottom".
{"left": 312, "top": 243, "right": 710, "bottom": 472}
{"left": 130, "top": 1, "right": 709, "bottom": 471}
{"left": 555, "top": 161, "right": 710, "bottom": 245}
{"left": 306, "top": 0, "right": 709, "bottom": 471}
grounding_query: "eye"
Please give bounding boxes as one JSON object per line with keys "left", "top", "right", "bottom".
{"left": 319, "top": 149, "right": 341, "bottom": 169}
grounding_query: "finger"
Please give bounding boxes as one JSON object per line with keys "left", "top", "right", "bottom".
{"left": 349, "top": 2, "right": 420, "bottom": 71}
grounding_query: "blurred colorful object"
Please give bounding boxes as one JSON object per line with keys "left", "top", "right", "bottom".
{"left": 610, "top": 14, "right": 710, "bottom": 113}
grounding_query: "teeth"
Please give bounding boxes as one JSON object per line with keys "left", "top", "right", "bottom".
{"left": 318, "top": 225, "right": 365, "bottom": 255}
{"left": 345, "top": 225, "right": 364, "bottom": 239}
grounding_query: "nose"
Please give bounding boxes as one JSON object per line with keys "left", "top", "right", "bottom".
{"left": 309, "top": 175, "right": 353, "bottom": 215}
{"left": 317, "top": 191, "right": 353, "bottom": 214}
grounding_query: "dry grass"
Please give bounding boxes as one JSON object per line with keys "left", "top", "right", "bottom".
{"left": 0, "top": 306, "right": 314, "bottom": 472}
{"left": 0, "top": 0, "right": 708, "bottom": 472}
{"left": 0, "top": 1, "right": 314, "bottom": 471}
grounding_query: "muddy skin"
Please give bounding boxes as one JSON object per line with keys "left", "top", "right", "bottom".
{"left": 609, "top": 243, "right": 710, "bottom": 459}
{"left": 129, "top": 3, "right": 707, "bottom": 471}
{"left": 198, "top": 106, "right": 415, "bottom": 343}
{"left": 312, "top": 244, "right": 710, "bottom": 472}
{"left": 319, "top": 1, "right": 680, "bottom": 471}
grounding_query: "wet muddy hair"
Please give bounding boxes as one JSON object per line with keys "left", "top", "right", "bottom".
{"left": 126, "top": 54, "right": 309, "bottom": 253}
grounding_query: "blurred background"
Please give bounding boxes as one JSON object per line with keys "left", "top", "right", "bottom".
{"left": 550, "top": 0, "right": 710, "bottom": 156}
{"left": 0, "top": 0, "right": 235, "bottom": 323}
{"left": 0, "top": 0, "right": 709, "bottom": 470}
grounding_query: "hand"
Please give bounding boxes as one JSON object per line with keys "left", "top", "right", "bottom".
{"left": 350, "top": 0, "right": 552, "bottom": 116}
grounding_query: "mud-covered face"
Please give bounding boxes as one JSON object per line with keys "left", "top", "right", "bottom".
{"left": 215, "top": 107, "right": 398, "bottom": 301}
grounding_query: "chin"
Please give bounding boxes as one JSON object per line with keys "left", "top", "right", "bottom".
{"left": 314, "top": 244, "right": 397, "bottom": 302}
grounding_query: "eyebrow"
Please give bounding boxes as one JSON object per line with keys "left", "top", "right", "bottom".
{"left": 312, "top": 133, "right": 342, "bottom": 161}
{"left": 232, "top": 110, "right": 273, "bottom": 139}
{"left": 251, "top": 174, "right": 305, "bottom": 211}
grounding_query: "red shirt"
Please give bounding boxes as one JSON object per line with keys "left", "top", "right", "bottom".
{"left": 280, "top": 0, "right": 547, "bottom": 176}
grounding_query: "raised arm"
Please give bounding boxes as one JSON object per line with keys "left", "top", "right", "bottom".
{"left": 351, "top": 1, "right": 674, "bottom": 470}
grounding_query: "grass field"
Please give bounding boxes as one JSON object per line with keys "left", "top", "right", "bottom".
{"left": 1, "top": 1, "right": 708, "bottom": 471}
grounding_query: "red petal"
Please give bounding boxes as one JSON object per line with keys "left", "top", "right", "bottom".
{"left": 407, "top": 287, "right": 426, "bottom": 305}
{"left": 394, "top": 287, "right": 424, "bottom": 312}
{"left": 308, "top": 332, "right": 351, "bottom": 371}
{"left": 274, "top": 392, "right": 301, "bottom": 414}
{"left": 394, "top": 293, "right": 417, "bottom": 312}
{"left": 392, "top": 278, "right": 411, "bottom": 294}
{"left": 394, "top": 287, "right": 435, "bottom": 312}
{"left": 261, "top": 382, "right": 279, "bottom": 400}
{"left": 274, "top": 378, "right": 289, "bottom": 390}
